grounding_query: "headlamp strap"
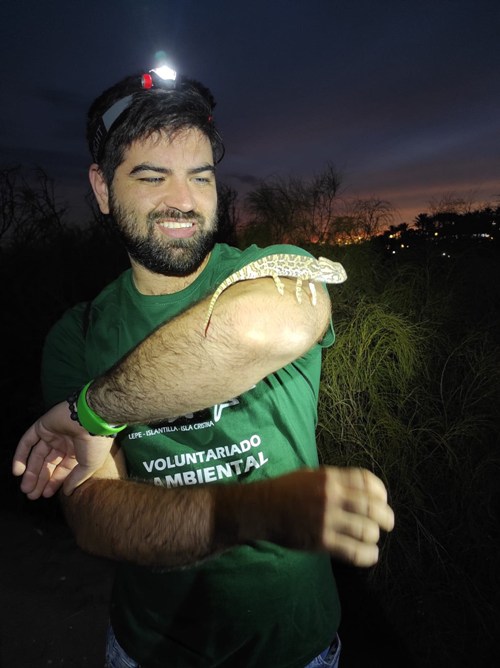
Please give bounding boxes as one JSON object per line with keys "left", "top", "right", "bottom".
{"left": 102, "top": 94, "right": 134, "bottom": 132}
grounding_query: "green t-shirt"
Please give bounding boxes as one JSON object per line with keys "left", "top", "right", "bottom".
{"left": 42, "top": 243, "right": 341, "bottom": 668}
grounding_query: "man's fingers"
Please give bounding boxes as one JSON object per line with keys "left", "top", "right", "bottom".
{"left": 329, "top": 511, "right": 381, "bottom": 544}
{"left": 41, "top": 457, "right": 79, "bottom": 498}
{"left": 321, "top": 467, "right": 395, "bottom": 566}
{"left": 25, "top": 453, "right": 64, "bottom": 499}
{"left": 12, "top": 458, "right": 27, "bottom": 477}
{"left": 12, "top": 425, "right": 40, "bottom": 476}
{"left": 18, "top": 445, "right": 53, "bottom": 495}
{"left": 326, "top": 467, "right": 394, "bottom": 528}
{"left": 341, "top": 492, "right": 395, "bottom": 533}
{"left": 18, "top": 442, "right": 66, "bottom": 499}
{"left": 21, "top": 470, "right": 47, "bottom": 499}
{"left": 336, "top": 467, "right": 389, "bottom": 502}
{"left": 325, "top": 532, "right": 380, "bottom": 568}
{"left": 323, "top": 507, "right": 391, "bottom": 567}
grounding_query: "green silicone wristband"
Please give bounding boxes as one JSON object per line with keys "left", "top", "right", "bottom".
{"left": 76, "top": 381, "right": 128, "bottom": 437}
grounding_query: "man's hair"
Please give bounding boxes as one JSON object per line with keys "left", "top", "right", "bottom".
{"left": 86, "top": 72, "right": 225, "bottom": 184}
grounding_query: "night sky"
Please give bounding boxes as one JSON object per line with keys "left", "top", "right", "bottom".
{"left": 1, "top": 0, "right": 499, "bottom": 225}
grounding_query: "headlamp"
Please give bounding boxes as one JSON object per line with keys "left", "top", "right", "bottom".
{"left": 91, "top": 66, "right": 180, "bottom": 163}
{"left": 141, "top": 65, "right": 177, "bottom": 90}
{"left": 102, "top": 67, "right": 178, "bottom": 132}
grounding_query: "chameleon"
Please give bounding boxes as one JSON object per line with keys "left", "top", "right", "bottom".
{"left": 203, "top": 253, "right": 347, "bottom": 334}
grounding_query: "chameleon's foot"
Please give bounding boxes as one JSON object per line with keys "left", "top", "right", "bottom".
{"left": 272, "top": 273, "right": 285, "bottom": 296}
{"left": 295, "top": 278, "right": 303, "bottom": 304}
{"left": 308, "top": 282, "right": 317, "bottom": 306}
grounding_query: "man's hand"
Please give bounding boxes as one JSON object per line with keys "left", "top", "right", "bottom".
{"left": 12, "top": 401, "right": 114, "bottom": 499}
{"left": 276, "top": 467, "right": 395, "bottom": 567}
{"left": 216, "top": 467, "right": 395, "bottom": 568}
{"left": 320, "top": 467, "right": 395, "bottom": 566}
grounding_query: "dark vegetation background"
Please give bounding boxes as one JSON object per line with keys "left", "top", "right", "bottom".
{"left": 1, "top": 167, "right": 499, "bottom": 667}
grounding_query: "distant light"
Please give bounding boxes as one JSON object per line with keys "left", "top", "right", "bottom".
{"left": 151, "top": 65, "right": 177, "bottom": 81}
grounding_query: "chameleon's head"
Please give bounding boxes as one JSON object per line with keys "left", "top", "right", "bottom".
{"left": 318, "top": 257, "right": 348, "bottom": 284}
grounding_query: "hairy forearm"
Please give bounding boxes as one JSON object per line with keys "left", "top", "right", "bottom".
{"left": 88, "top": 279, "right": 330, "bottom": 425}
{"left": 61, "top": 469, "right": 329, "bottom": 568}
{"left": 62, "top": 478, "right": 218, "bottom": 567}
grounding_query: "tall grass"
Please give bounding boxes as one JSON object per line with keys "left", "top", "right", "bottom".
{"left": 315, "top": 242, "right": 500, "bottom": 666}
{"left": 318, "top": 299, "right": 425, "bottom": 471}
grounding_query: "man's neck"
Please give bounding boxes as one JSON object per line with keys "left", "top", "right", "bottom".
{"left": 130, "top": 253, "right": 212, "bottom": 295}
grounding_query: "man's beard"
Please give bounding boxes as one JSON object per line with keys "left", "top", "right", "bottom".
{"left": 109, "top": 198, "right": 218, "bottom": 277}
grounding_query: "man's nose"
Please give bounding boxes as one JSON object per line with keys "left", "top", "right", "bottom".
{"left": 161, "top": 178, "right": 196, "bottom": 213}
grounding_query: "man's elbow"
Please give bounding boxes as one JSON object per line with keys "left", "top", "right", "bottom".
{"left": 309, "top": 286, "right": 332, "bottom": 343}
{"left": 277, "top": 282, "right": 331, "bottom": 344}
{"left": 232, "top": 282, "right": 331, "bottom": 360}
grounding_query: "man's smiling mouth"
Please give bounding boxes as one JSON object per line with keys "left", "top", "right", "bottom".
{"left": 158, "top": 221, "right": 195, "bottom": 229}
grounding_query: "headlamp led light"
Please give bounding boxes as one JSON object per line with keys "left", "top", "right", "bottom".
{"left": 91, "top": 66, "right": 180, "bottom": 163}
{"left": 142, "top": 65, "right": 177, "bottom": 88}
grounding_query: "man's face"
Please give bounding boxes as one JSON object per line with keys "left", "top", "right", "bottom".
{"left": 106, "top": 128, "right": 218, "bottom": 276}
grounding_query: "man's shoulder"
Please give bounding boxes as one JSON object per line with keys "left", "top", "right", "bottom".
{"left": 47, "top": 270, "right": 131, "bottom": 339}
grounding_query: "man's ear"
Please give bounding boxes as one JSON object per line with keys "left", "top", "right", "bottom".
{"left": 89, "top": 164, "right": 110, "bottom": 214}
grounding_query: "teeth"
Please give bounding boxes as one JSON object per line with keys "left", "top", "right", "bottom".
{"left": 159, "top": 222, "right": 194, "bottom": 229}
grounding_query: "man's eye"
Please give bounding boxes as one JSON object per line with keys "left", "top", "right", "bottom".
{"left": 139, "top": 177, "right": 164, "bottom": 184}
